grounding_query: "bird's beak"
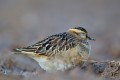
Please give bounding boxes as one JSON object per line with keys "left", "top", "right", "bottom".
{"left": 87, "top": 35, "right": 95, "bottom": 41}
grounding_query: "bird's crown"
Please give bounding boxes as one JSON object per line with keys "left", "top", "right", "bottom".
{"left": 73, "top": 27, "right": 87, "bottom": 33}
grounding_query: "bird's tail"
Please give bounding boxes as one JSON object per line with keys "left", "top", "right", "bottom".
{"left": 13, "top": 48, "right": 23, "bottom": 52}
{"left": 13, "top": 48, "right": 38, "bottom": 57}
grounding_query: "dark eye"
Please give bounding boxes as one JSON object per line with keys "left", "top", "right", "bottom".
{"left": 80, "top": 33, "right": 86, "bottom": 37}
{"left": 80, "top": 33, "right": 86, "bottom": 38}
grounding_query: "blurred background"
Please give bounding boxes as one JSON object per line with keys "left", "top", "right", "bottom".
{"left": 0, "top": 0, "right": 120, "bottom": 79}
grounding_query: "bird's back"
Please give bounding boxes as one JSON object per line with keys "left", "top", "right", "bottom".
{"left": 14, "top": 32, "right": 80, "bottom": 56}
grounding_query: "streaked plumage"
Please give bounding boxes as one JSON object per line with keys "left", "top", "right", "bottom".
{"left": 14, "top": 27, "right": 94, "bottom": 72}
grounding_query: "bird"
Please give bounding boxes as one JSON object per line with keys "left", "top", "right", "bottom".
{"left": 13, "top": 27, "right": 94, "bottom": 72}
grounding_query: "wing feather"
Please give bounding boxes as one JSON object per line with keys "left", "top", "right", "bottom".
{"left": 14, "top": 32, "right": 78, "bottom": 56}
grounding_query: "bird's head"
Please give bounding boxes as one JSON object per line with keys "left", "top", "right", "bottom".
{"left": 68, "top": 27, "right": 95, "bottom": 41}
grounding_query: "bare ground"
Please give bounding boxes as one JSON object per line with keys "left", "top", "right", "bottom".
{"left": 0, "top": 55, "right": 119, "bottom": 80}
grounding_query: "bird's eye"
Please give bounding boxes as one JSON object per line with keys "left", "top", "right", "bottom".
{"left": 80, "top": 33, "right": 86, "bottom": 38}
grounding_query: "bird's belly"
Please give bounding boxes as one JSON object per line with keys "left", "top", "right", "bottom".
{"left": 34, "top": 57, "right": 72, "bottom": 72}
